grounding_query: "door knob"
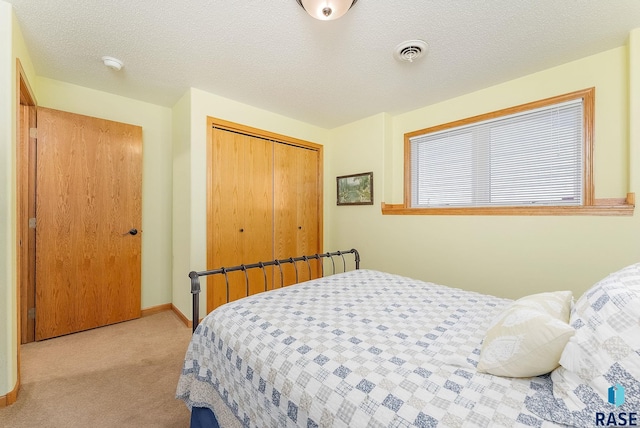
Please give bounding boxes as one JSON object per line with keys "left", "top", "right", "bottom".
{"left": 128, "top": 228, "right": 138, "bottom": 236}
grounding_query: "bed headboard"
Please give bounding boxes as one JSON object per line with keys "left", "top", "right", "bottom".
{"left": 188, "top": 249, "right": 360, "bottom": 332}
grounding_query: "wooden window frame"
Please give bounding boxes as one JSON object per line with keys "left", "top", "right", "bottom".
{"left": 382, "top": 88, "right": 635, "bottom": 216}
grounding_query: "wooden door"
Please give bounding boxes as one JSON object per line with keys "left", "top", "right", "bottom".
{"left": 209, "top": 130, "right": 245, "bottom": 309}
{"left": 297, "top": 147, "right": 320, "bottom": 279}
{"left": 274, "top": 143, "right": 320, "bottom": 285}
{"left": 208, "top": 128, "right": 273, "bottom": 312}
{"left": 35, "top": 107, "right": 142, "bottom": 340}
{"left": 274, "top": 143, "right": 298, "bottom": 286}
{"left": 243, "top": 135, "right": 274, "bottom": 294}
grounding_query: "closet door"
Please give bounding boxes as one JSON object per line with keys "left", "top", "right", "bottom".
{"left": 297, "top": 147, "right": 320, "bottom": 271}
{"left": 209, "top": 130, "right": 245, "bottom": 310}
{"left": 274, "top": 143, "right": 320, "bottom": 286}
{"left": 208, "top": 129, "right": 273, "bottom": 312}
{"left": 273, "top": 143, "right": 298, "bottom": 287}
{"left": 243, "top": 135, "right": 274, "bottom": 295}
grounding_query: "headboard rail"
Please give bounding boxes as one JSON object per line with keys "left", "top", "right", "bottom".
{"left": 188, "top": 249, "right": 360, "bottom": 332}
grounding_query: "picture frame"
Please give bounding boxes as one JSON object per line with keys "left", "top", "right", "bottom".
{"left": 336, "top": 172, "right": 373, "bottom": 206}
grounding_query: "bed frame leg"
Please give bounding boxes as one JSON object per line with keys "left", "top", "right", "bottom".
{"left": 189, "top": 271, "right": 201, "bottom": 333}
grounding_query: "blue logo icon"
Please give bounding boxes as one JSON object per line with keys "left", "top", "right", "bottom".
{"left": 608, "top": 384, "right": 625, "bottom": 407}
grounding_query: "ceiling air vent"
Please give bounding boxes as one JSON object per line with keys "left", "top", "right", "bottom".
{"left": 394, "top": 40, "right": 429, "bottom": 63}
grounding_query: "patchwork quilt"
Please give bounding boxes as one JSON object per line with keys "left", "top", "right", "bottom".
{"left": 177, "top": 269, "right": 564, "bottom": 427}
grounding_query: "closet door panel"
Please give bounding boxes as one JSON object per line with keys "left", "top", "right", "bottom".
{"left": 273, "top": 143, "right": 300, "bottom": 287}
{"left": 209, "top": 131, "right": 247, "bottom": 310}
{"left": 274, "top": 144, "right": 321, "bottom": 284}
{"left": 297, "top": 148, "right": 320, "bottom": 281}
{"left": 243, "top": 136, "right": 274, "bottom": 295}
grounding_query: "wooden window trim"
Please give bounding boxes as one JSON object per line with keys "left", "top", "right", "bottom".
{"left": 383, "top": 88, "right": 634, "bottom": 216}
{"left": 382, "top": 193, "right": 635, "bottom": 216}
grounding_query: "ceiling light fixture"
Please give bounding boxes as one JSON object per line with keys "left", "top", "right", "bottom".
{"left": 102, "top": 56, "right": 123, "bottom": 71}
{"left": 296, "top": 0, "right": 358, "bottom": 20}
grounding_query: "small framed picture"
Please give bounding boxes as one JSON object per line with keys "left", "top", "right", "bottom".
{"left": 336, "top": 172, "right": 373, "bottom": 206}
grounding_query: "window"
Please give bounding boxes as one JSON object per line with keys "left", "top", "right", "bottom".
{"left": 398, "top": 88, "right": 614, "bottom": 214}
{"left": 410, "top": 98, "right": 585, "bottom": 208}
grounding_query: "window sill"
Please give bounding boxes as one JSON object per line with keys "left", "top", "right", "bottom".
{"left": 381, "top": 194, "right": 635, "bottom": 216}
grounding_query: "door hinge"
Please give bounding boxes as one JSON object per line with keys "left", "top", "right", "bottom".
{"left": 28, "top": 308, "right": 36, "bottom": 320}
{"left": 29, "top": 127, "right": 37, "bottom": 139}
{"left": 29, "top": 218, "right": 36, "bottom": 229}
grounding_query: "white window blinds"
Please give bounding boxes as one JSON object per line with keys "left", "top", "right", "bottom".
{"left": 410, "top": 98, "right": 584, "bottom": 208}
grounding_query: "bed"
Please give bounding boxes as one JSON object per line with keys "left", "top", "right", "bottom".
{"left": 177, "top": 251, "right": 640, "bottom": 427}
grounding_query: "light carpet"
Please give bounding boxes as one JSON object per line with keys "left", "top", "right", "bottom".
{"left": 0, "top": 310, "right": 241, "bottom": 428}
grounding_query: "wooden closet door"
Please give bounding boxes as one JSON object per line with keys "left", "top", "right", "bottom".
{"left": 297, "top": 147, "right": 320, "bottom": 280}
{"left": 208, "top": 129, "right": 273, "bottom": 312}
{"left": 209, "top": 130, "right": 245, "bottom": 310}
{"left": 274, "top": 143, "right": 297, "bottom": 287}
{"left": 35, "top": 108, "right": 142, "bottom": 340}
{"left": 243, "top": 135, "right": 274, "bottom": 295}
{"left": 274, "top": 143, "right": 320, "bottom": 285}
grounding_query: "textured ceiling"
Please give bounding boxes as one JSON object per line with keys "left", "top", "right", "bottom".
{"left": 7, "top": 0, "right": 640, "bottom": 128}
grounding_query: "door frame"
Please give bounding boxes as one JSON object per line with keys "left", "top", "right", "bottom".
{"left": 15, "top": 58, "right": 37, "bottom": 405}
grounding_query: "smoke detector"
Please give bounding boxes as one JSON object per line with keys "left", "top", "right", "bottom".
{"left": 394, "top": 40, "right": 428, "bottom": 63}
{"left": 102, "top": 56, "right": 123, "bottom": 71}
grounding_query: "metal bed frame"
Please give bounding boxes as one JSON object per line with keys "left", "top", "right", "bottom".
{"left": 188, "top": 249, "right": 360, "bottom": 332}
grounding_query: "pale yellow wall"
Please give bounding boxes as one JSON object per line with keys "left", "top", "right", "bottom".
{"left": 34, "top": 77, "right": 174, "bottom": 310}
{"left": 171, "top": 90, "right": 192, "bottom": 315}
{"left": 0, "top": 0, "right": 15, "bottom": 398}
{"left": 390, "top": 47, "right": 629, "bottom": 202}
{"left": 326, "top": 43, "right": 640, "bottom": 301}
{"left": 325, "top": 113, "right": 390, "bottom": 257}
{"left": 171, "top": 88, "right": 329, "bottom": 318}
{"left": 630, "top": 30, "right": 640, "bottom": 192}
{"left": 0, "top": 0, "right": 37, "bottom": 398}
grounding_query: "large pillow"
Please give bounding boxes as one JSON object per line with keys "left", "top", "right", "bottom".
{"left": 477, "top": 291, "right": 574, "bottom": 377}
{"left": 550, "top": 263, "right": 640, "bottom": 419}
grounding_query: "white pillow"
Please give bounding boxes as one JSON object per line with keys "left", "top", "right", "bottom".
{"left": 477, "top": 291, "right": 574, "bottom": 377}
{"left": 551, "top": 263, "right": 640, "bottom": 416}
